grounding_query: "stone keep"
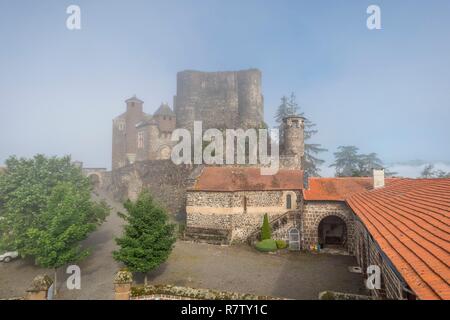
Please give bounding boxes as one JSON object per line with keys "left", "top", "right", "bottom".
{"left": 174, "top": 69, "right": 264, "bottom": 131}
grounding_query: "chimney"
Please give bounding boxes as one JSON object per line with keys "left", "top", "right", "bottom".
{"left": 373, "top": 169, "right": 385, "bottom": 189}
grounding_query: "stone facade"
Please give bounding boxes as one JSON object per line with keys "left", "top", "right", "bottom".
{"left": 112, "top": 98, "right": 176, "bottom": 170}
{"left": 353, "top": 215, "right": 408, "bottom": 300}
{"left": 174, "top": 69, "right": 264, "bottom": 131}
{"left": 106, "top": 160, "right": 195, "bottom": 218}
{"left": 186, "top": 190, "right": 301, "bottom": 242}
{"left": 112, "top": 69, "right": 266, "bottom": 171}
{"left": 302, "top": 201, "right": 355, "bottom": 254}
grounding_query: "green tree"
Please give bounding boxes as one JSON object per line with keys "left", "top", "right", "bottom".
{"left": 330, "top": 146, "right": 396, "bottom": 177}
{"left": 261, "top": 213, "right": 272, "bottom": 240}
{"left": 26, "top": 183, "right": 108, "bottom": 294}
{"left": 0, "top": 155, "right": 109, "bottom": 294}
{"left": 113, "top": 190, "right": 176, "bottom": 285}
{"left": 275, "top": 93, "right": 327, "bottom": 177}
{"left": 330, "top": 146, "right": 361, "bottom": 177}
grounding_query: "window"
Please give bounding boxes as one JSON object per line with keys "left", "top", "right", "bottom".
{"left": 243, "top": 196, "right": 247, "bottom": 213}
{"left": 137, "top": 131, "right": 144, "bottom": 149}
{"left": 118, "top": 121, "right": 125, "bottom": 131}
{"left": 286, "top": 194, "right": 292, "bottom": 209}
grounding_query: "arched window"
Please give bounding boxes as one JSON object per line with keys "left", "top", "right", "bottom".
{"left": 286, "top": 194, "right": 292, "bottom": 209}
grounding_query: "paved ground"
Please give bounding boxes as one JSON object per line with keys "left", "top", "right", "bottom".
{"left": 0, "top": 190, "right": 365, "bottom": 300}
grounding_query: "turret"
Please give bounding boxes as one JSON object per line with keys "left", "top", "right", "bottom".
{"left": 282, "top": 115, "right": 305, "bottom": 159}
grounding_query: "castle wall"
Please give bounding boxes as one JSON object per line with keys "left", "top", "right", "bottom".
{"left": 106, "top": 160, "right": 195, "bottom": 220}
{"left": 112, "top": 116, "right": 127, "bottom": 170}
{"left": 174, "top": 69, "right": 264, "bottom": 131}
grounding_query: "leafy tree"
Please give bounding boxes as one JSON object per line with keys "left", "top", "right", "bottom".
{"left": 113, "top": 190, "right": 176, "bottom": 285}
{"left": 26, "top": 183, "right": 109, "bottom": 294}
{"left": 0, "top": 155, "right": 109, "bottom": 294}
{"left": 275, "top": 93, "right": 327, "bottom": 177}
{"left": 261, "top": 213, "right": 272, "bottom": 240}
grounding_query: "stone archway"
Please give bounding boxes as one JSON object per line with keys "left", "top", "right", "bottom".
{"left": 318, "top": 215, "right": 347, "bottom": 249}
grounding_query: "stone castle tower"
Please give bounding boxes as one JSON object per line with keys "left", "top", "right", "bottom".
{"left": 280, "top": 115, "right": 305, "bottom": 170}
{"left": 112, "top": 69, "right": 304, "bottom": 171}
{"left": 174, "top": 69, "right": 264, "bottom": 131}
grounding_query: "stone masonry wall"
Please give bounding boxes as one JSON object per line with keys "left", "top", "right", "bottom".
{"left": 174, "top": 69, "right": 264, "bottom": 131}
{"left": 302, "top": 201, "right": 355, "bottom": 254}
{"left": 353, "top": 216, "right": 406, "bottom": 300}
{"left": 186, "top": 190, "right": 301, "bottom": 242}
{"left": 106, "top": 160, "right": 195, "bottom": 220}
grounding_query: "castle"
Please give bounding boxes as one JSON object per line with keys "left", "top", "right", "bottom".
{"left": 112, "top": 69, "right": 302, "bottom": 171}
{"left": 105, "top": 69, "right": 450, "bottom": 300}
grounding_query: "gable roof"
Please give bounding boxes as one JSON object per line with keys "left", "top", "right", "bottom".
{"left": 154, "top": 103, "right": 175, "bottom": 116}
{"left": 303, "top": 177, "right": 399, "bottom": 201}
{"left": 347, "top": 178, "right": 450, "bottom": 300}
{"left": 189, "top": 167, "right": 304, "bottom": 192}
{"left": 125, "top": 95, "right": 144, "bottom": 104}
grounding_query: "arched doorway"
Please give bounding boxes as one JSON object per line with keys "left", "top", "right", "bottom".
{"left": 318, "top": 216, "right": 347, "bottom": 249}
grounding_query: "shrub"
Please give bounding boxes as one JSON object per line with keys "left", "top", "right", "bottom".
{"left": 275, "top": 240, "right": 287, "bottom": 249}
{"left": 255, "top": 239, "right": 277, "bottom": 252}
{"left": 260, "top": 213, "right": 271, "bottom": 240}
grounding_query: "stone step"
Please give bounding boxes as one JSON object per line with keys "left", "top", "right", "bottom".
{"left": 184, "top": 227, "right": 231, "bottom": 245}
{"left": 185, "top": 227, "right": 231, "bottom": 237}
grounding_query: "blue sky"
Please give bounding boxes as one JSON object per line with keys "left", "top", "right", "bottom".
{"left": 0, "top": 0, "right": 449, "bottom": 174}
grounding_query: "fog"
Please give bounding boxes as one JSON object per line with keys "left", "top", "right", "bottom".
{"left": 1, "top": 1, "right": 449, "bottom": 172}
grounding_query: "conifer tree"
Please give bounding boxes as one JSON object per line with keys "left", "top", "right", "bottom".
{"left": 261, "top": 213, "right": 272, "bottom": 240}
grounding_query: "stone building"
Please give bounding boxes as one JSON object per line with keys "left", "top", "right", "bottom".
{"left": 185, "top": 167, "right": 304, "bottom": 244}
{"left": 347, "top": 178, "right": 450, "bottom": 300}
{"left": 112, "top": 69, "right": 266, "bottom": 171}
{"left": 174, "top": 69, "right": 264, "bottom": 131}
{"left": 112, "top": 97, "right": 176, "bottom": 170}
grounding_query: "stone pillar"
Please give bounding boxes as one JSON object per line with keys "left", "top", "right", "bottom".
{"left": 26, "top": 275, "right": 53, "bottom": 300}
{"left": 114, "top": 270, "right": 133, "bottom": 300}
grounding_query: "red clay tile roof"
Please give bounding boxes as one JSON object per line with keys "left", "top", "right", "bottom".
{"left": 347, "top": 179, "right": 450, "bottom": 300}
{"left": 190, "top": 167, "right": 304, "bottom": 192}
{"left": 303, "top": 177, "right": 399, "bottom": 201}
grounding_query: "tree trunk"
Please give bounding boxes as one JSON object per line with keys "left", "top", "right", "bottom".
{"left": 144, "top": 274, "right": 147, "bottom": 286}
{"left": 54, "top": 269, "right": 57, "bottom": 296}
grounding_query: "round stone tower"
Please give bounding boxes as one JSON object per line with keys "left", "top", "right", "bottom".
{"left": 283, "top": 115, "right": 305, "bottom": 159}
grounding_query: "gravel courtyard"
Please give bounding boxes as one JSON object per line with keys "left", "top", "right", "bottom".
{"left": 0, "top": 191, "right": 365, "bottom": 300}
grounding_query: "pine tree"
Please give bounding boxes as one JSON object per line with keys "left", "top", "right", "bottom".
{"left": 261, "top": 213, "right": 272, "bottom": 240}
{"left": 113, "top": 190, "right": 176, "bottom": 285}
{"left": 275, "top": 93, "right": 327, "bottom": 177}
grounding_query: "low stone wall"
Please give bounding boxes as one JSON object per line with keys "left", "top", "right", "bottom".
{"left": 302, "top": 201, "right": 355, "bottom": 254}
{"left": 131, "top": 284, "right": 283, "bottom": 300}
